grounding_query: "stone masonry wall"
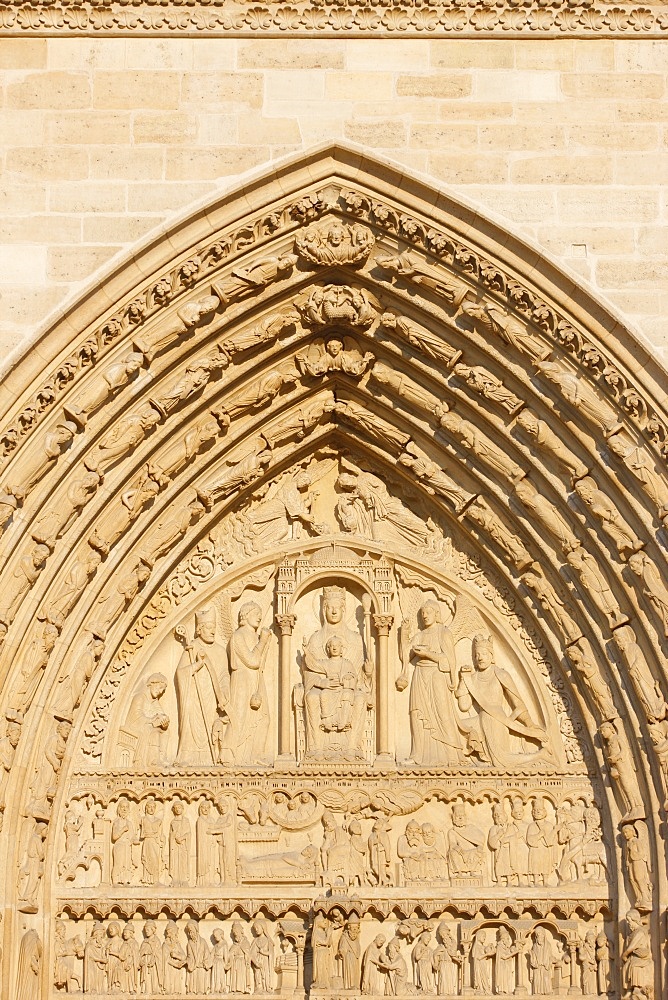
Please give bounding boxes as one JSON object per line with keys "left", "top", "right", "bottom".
{"left": 1, "top": 37, "right": 668, "bottom": 364}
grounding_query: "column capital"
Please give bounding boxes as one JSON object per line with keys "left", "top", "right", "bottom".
{"left": 275, "top": 613, "right": 296, "bottom": 635}
{"left": 373, "top": 613, "right": 394, "bottom": 636}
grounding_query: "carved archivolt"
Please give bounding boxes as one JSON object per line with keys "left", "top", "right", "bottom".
{"left": 0, "top": 146, "right": 666, "bottom": 999}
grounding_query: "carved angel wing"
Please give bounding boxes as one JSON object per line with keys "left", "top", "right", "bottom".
{"left": 215, "top": 591, "right": 234, "bottom": 643}
{"left": 342, "top": 336, "right": 365, "bottom": 362}
{"left": 295, "top": 340, "right": 326, "bottom": 374}
{"left": 396, "top": 578, "right": 433, "bottom": 690}
{"left": 304, "top": 456, "right": 337, "bottom": 488}
{"left": 225, "top": 436, "right": 268, "bottom": 466}
{"left": 448, "top": 592, "right": 487, "bottom": 645}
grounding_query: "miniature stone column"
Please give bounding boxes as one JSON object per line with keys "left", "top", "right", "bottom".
{"left": 373, "top": 614, "right": 394, "bottom": 759}
{"left": 460, "top": 925, "right": 474, "bottom": 996}
{"left": 275, "top": 613, "right": 296, "bottom": 758}
{"left": 568, "top": 934, "right": 580, "bottom": 995}
{"left": 277, "top": 919, "right": 307, "bottom": 991}
{"left": 514, "top": 933, "right": 529, "bottom": 997}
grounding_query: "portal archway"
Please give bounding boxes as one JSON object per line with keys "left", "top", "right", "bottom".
{"left": 1, "top": 145, "right": 666, "bottom": 1000}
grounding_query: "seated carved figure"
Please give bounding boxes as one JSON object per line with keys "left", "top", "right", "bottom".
{"left": 303, "top": 635, "right": 357, "bottom": 734}
{"left": 456, "top": 633, "right": 549, "bottom": 768}
{"left": 446, "top": 803, "right": 485, "bottom": 878}
{"left": 301, "top": 587, "right": 372, "bottom": 761}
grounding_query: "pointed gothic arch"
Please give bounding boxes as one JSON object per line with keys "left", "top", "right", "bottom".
{"left": 0, "top": 144, "right": 666, "bottom": 999}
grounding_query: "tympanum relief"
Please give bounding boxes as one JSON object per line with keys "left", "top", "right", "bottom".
{"left": 2, "top": 192, "right": 662, "bottom": 1000}
{"left": 38, "top": 439, "right": 626, "bottom": 1000}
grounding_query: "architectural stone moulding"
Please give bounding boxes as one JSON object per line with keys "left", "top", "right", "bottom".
{"left": 2, "top": 0, "right": 668, "bottom": 35}
{"left": 1, "top": 146, "right": 667, "bottom": 1000}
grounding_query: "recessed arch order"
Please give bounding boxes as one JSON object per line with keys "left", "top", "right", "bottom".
{"left": 1, "top": 144, "right": 667, "bottom": 1000}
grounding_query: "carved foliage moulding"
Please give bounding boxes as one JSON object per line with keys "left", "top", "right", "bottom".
{"left": 2, "top": 0, "right": 668, "bottom": 36}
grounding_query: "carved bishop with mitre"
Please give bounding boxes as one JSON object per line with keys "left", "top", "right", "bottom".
{"left": 175, "top": 608, "right": 229, "bottom": 766}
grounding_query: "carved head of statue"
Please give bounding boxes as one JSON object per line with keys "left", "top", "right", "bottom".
{"left": 599, "top": 721, "right": 615, "bottom": 743}
{"left": 238, "top": 602, "right": 262, "bottom": 630}
{"left": 198, "top": 799, "right": 210, "bottom": 816}
{"left": 574, "top": 477, "right": 597, "bottom": 503}
{"left": 531, "top": 799, "right": 547, "bottom": 822}
{"left": 498, "top": 927, "right": 511, "bottom": 945}
{"left": 56, "top": 720, "right": 72, "bottom": 742}
{"left": 147, "top": 673, "right": 168, "bottom": 700}
{"left": 335, "top": 474, "right": 357, "bottom": 494}
{"left": 323, "top": 587, "right": 346, "bottom": 625}
{"left": 295, "top": 471, "right": 312, "bottom": 491}
{"left": 92, "top": 922, "right": 106, "bottom": 942}
{"left": 452, "top": 803, "right": 467, "bottom": 827}
{"left": 6, "top": 721, "right": 21, "bottom": 748}
{"left": 627, "top": 552, "right": 646, "bottom": 578}
{"left": 122, "top": 924, "right": 136, "bottom": 942}
{"left": 52, "top": 422, "right": 78, "bottom": 450}
{"left": 516, "top": 408, "right": 539, "bottom": 436}
{"left": 492, "top": 802, "right": 506, "bottom": 825}
{"left": 145, "top": 797, "right": 157, "bottom": 816}
{"left": 346, "top": 914, "right": 361, "bottom": 939}
{"left": 612, "top": 624, "right": 637, "bottom": 653}
{"left": 231, "top": 921, "right": 244, "bottom": 943}
{"left": 421, "top": 822, "right": 436, "bottom": 845}
{"left": 621, "top": 823, "right": 637, "bottom": 843}
{"left": 185, "top": 920, "right": 198, "bottom": 941}
{"left": 325, "top": 636, "right": 344, "bottom": 658}
{"left": 144, "top": 920, "right": 157, "bottom": 939}
{"left": 327, "top": 223, "right": 345, "bottom": 247}
{"left": 172, "top": 800, "right": 184, "bottom": 817}
{"left": 472, "top": 633, "right": 494, "bottom": 671}
{"left": 325, "top": 336, "right": 344, "bottom": 358}
{"left": 405, "top": 820, "right": 421, "bottom": 845}
{"left": 439, "top": 410, "right": 462, "bottom": 436}
{"left": 510, "top": 797, "right": 525, "bottom": 821}
{"left": 321, "top": 809, "right": 336, "bottom": 832}
{"left": 195, "top": 607, "right": 216, "bottom": 643}
{"left": 418, "top": 600, "right": 440, "bottom": 628}
{"left": 108, "top": 921, "right": 121, "bottom": 939}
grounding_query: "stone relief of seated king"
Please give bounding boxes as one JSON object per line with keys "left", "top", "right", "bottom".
{"left": 299, "top": 586, "right": 373, "bottom": 762}
{"left": 456, "top": 632, "right": 552, "bottom": 769}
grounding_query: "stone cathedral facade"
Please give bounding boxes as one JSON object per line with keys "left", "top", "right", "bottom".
{"left": 1, "top": 22, "right": 668, "bottom": 1000}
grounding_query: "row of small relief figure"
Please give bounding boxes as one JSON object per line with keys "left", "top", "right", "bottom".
{"left": 52, "top": 914, "right": 615, "bottom": 997}
{"left": 58, "top": 795, "right": 610, "bottom": 889}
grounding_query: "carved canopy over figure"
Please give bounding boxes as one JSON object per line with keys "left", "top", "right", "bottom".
{"left": 302, "top": 586, "right": 372, "bottom": 761}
